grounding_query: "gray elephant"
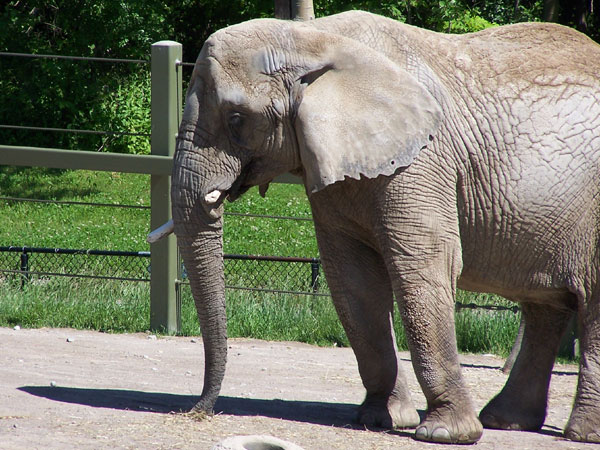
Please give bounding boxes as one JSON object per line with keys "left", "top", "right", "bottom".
{"left": 153, "top": 10, "right": 600, "bottom": 444}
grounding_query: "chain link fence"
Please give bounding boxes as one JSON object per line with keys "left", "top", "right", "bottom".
{"left": 0, "top": 246, "right": 327, "bottom": 296}
{"left": 223, "top": 254, "right": 324, "bottom": 296}
{"left": 0, "top": 247, "right": 151, "bottom": 284}
{"left": 0, "top": 245, "right": 523, "bottom": 313}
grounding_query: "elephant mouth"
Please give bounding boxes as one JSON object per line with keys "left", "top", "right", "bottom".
{"left": 202, "top": 166, "right": 252, "bottom": 218}
{"left": 226, "top": 173, "right": 252, "bottom": 202}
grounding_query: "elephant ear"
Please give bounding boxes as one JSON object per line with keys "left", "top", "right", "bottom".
{"left": 293, "top": 33, "right": 442, "bottom": 194}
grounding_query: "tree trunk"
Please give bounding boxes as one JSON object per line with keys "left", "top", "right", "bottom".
{"left": 575, "top": 0, "right": 591, "bottom": 33}
{"left": 274, "top": 0, "right": 292, "bottom": 19}
{"left": 512, "top": 0, "right": 520, "bottom": 21}
{"left": 543, "top": 0, "right": 561, "bottom": 22}
{"left": 274, "top": 0, "right": 314, "bottom": 20}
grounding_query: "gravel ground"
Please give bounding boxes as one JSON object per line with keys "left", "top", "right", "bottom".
{"left": 0, "top": 327, "right": 589, "bottom": 449}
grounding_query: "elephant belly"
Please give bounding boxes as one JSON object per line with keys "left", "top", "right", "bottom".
{"left": 457, "top": 196, "right": 594, "bottom": 307}
{"left": 457, "top": 269, "right": 573, "bottom": 307}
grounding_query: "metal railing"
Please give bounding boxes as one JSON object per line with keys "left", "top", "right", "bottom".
{"left": 0, "top": 246, "right": 326, "bottom": 296}
{"left": 0, "top": 42, "right": 181, "bottom": 333}
{"left": 0, "top": 246, "right": 151, "bottom": 285}
{"left": 0, "top": 44, "right": 305, "bottom": 334}
{"left": 0, "top": 245, "right": 524, "bottom": 313}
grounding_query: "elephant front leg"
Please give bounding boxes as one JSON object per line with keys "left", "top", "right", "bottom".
{"left": 395, "top": 273, "right": 483, "bottom": 444}
{"left": 316, "top": 227, "right": 419, "bottom": 429}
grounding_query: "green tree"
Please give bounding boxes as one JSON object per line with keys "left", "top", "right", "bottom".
{"left": 169, "top": 1, "right": 274, "bottom": 62}
{"left": 1, "top": 0, "right": 597, "bottom": 155}
{"left": 314, "top": 1, "right": 496, "bottom": 32}
{"left": 0, "top": 1, "right": 172, "bottom": 153}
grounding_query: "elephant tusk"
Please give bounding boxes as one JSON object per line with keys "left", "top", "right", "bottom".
{"left": 147, "top": 219, "right": 174, "bottom": 243}
{"left": 204, "top": 190, "right": 223, "bottom": 204}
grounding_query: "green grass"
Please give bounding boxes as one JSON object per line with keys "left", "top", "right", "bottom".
{"left": 0, "top": 167, "right": 151, "bottom": 251}
{"left": 0, "top": 166, "right": 316, "bottom": 256}
{"left": 0, "top": 279, "right": 150, "bottom": 332}
{"left": 0, "top": 278, "right": 521, "bottom": 355}
{"left": 0, "top": 167, "right": 526, "bottom": 357}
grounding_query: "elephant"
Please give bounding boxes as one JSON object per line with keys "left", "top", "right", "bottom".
{"left": 152, "top": 10, "right": 600, "bottom": 445}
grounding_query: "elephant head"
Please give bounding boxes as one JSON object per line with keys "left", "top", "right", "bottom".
{"left": 163, "top": 17, "right": 441, "bottom": 414}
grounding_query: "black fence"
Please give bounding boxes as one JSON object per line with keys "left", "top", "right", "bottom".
{"left": 0, "top": 245, "right": 528, "bottom": 315}
{"left": 0, "top": 246, "right": 326, "bottom": 296}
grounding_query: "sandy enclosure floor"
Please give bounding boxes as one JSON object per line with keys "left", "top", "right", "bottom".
{"left": 0, "top": 327, "right": 589, "bottom": 449}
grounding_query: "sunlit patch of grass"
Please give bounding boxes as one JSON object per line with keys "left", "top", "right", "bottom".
{"left": 0, "top": 278, "right": 523, "bottom": 358}
{"left": 0, "top": 278, "right": 149, "bottom": 332}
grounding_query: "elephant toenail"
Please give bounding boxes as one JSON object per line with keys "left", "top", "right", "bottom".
{"left": 566, "top": 430, "right": 582, "bottom": 441}
{"left": 415, "top": 426, "right": 429, "bottom": 440}
{"left": 432, "top": 427, "right": 452, "bottom": 442}
{"left": 587, "top": 432, "right": 600, "bottom": 443}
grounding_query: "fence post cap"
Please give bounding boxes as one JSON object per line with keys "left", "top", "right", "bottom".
{"left": 152, "top": 40, "right": 181, "bottom": 47}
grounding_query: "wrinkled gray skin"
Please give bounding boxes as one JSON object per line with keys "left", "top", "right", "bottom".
{"left": 171, "top": 10, "right": 600, "bottom": 444}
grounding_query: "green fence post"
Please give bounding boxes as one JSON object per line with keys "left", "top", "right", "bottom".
{"left": 150, "top": 41, "right": 182, "bottom": 333}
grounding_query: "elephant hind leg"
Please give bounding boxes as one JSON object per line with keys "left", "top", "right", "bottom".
{"left": 565, "top": 284, "right": 600, "bottom": 443}
{"left": 480, "top": 301, "right": 574, "bottom": 431}
{"left": 314, "top": 226, "right": 419, "bottom": 429}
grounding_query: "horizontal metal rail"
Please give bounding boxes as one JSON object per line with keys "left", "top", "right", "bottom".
{"left": 0, "top": 246, "right": 325, "bottom": 296}
{"left": 225, "top": 211, "right": 312, "bottom": 222}
{"left": 0, "top": 51, "right": 149, "bottom": 65}
{"left": 0, "top": 124, "right": 150, "bottom": 138}
{"left": 0, "top": 197, "right": 312, "bottom": 219}
{"left": 0, "top": 196, "right": 150, "bottom": 210}
{"left": 454, "top": 301, "right": 520, "bottom": 313}
{"left": 224, "top": 253, "right": 319, "bottom": 264}
{"left": 0, "top": 246, "right": 152, "bottom": 284}
{"left": 0, "top": 145, "right": 172, "bottom": 175}
{"left": 0, "top": 145, "right": 301, "bottom": 183}
{"left": 1, "top": 247, "right": 316, "bottom": 263}
{"left": 0, "top": 246, "right": 521, "bottom": 310}
{"left": 0, "top": 246, "right": 150, "bottom": 257}
{"left": 223, "top": 285, "right": 330, "bottom": 297}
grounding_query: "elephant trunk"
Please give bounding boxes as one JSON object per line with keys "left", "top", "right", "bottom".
{"left": 171, "top": 137, "right": 231, "bottom": 413}
{"left": 178, "top": 228, "right": 226, "bottom": 412}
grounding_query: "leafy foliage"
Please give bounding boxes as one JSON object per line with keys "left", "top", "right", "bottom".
{"left": 0, "top": 0, "right": 598, "bottom": 155}
{"left": 169, "top": 0, "right": 275, "bottom": 62}
{"left": 0, "top": 1, "right": 166, "bottom": 153}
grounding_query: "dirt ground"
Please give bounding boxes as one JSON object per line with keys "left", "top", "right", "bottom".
{"left": 0, "top": 327, "right": 591, "bottom": 449}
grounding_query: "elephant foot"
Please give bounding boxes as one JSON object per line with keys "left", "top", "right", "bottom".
{"left": 357, "top": 395, "right": 420, "bottom": 429}
{"left": 414, "top": 404, "right": 482, "bottom": 444}
{"left": 565, "top": 412, "right": 600, "bottom": 443}
{"left": 479, "top": 396, "right": 545, "bottom": 431}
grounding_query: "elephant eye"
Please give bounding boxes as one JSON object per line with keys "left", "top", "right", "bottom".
{"left": 227, "top": 112, "right": 247, "bottom": 146}
{"left": 228, "top": 112, "right": 243, "bottom": 131}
